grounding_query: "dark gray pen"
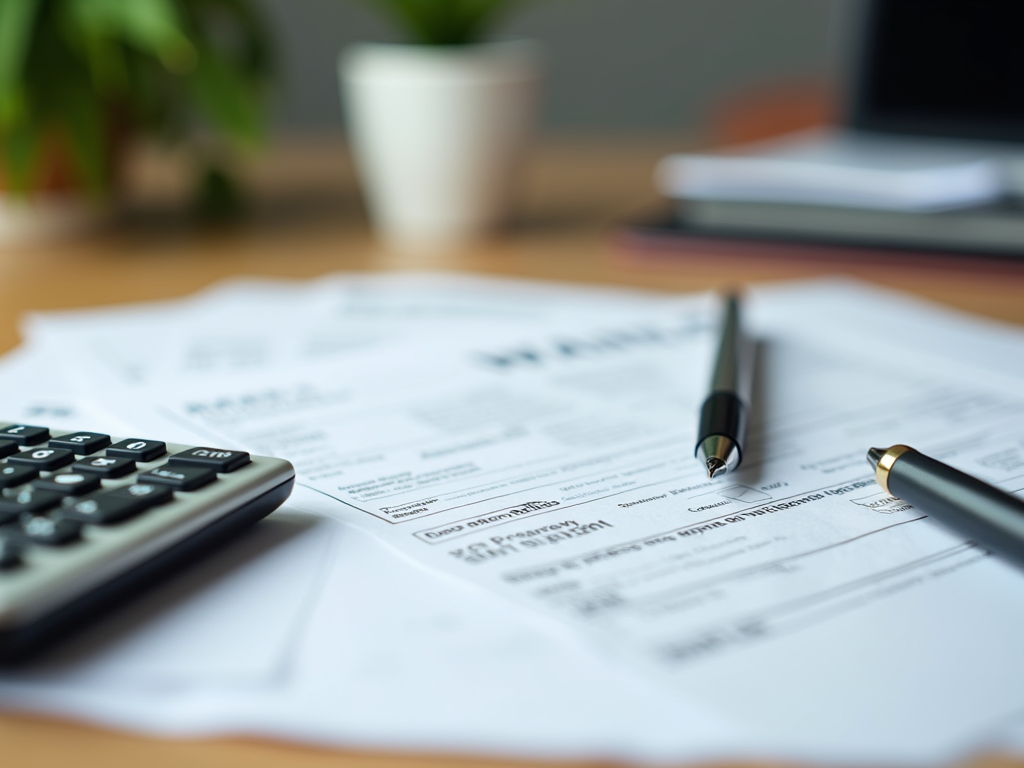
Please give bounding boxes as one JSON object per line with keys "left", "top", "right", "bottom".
{"left": 695, "top": 293, "right": 753, "bottom": 479}
{"left": 868, "top": 445, "right": 1024, "bottom": 565}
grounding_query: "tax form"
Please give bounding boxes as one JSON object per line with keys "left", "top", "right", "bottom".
{"left": 22, "top": 273, "right": 670, "bottom": 386}
{"left": 69, "top": 279, "right": 1024, "bottom": 764}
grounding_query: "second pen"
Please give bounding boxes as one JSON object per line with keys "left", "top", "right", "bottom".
{"left": 695, "top": 293, "right": 754, "bottom": 479}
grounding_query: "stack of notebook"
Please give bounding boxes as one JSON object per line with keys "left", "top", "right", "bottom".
{"left": 651, "top": 127, "right": 1024, "bottom": 258}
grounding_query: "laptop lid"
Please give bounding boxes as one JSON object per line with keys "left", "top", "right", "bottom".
{"left": 847, "top": 0, "right": 1024, "bottom": 143}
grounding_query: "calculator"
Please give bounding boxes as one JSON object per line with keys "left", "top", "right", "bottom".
{"left": 0, "top": 423, "right": 295, "bottom": 662}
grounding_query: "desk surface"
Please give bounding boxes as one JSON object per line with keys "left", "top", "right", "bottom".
{"left": 2, "top": 136, "right": 1023, "bottom": 768}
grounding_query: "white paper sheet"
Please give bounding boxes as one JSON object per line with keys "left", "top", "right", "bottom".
{"left": 23, "top": 273, "right": 673, "bottom": 387}
{"left": 656, "top": 128, "right": 1008, "bottom": 211}
{"left": 9, "top": 273, "right": 1024, "bottom": 765}
{"left": 0, "top": 491, "right": 743, "bottom": 763}
{"left": 67, "top": 277, "right": 1024, "bottom": 764}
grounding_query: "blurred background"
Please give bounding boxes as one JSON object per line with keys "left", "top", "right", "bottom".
{"left": 4, "top": 0, "right": 1021, "bottom": 262}
{"left": 124, "top": 0, "right": 855, "bottom": 242}
{"left": 258, "top": 0, "right": 841, "bottom": 138}
{"left": 0, "top": 0, "right": 858, "bottom": 239}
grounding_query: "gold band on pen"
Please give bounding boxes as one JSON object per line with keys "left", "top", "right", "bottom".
{"left": 875, "top": 444, "right": 913, "bottom": 493}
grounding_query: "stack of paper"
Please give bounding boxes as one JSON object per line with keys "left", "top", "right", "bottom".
{"left": 656, "top": 128, "right": 1007, "bottom": 211}
{"left": 3, "top": 273, "right": 1024, "bottom": 765}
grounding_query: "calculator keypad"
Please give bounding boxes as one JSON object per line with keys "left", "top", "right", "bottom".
{"left": 0, "top": 433, "right": 237, "bottom": 559}
{"left": 8, "top": 513, "right": 83, "bottom": 547}
{"left": 47, "top": 432, "right": 112, "bottom": 455}
{"left": 0, "top": 465, "right": 39, "bottom": 489}
{"left": 0, "top": 488, "right": 64, "bottom": 516}
{"left": 8, "top": 448, "right": 75, "bottom": 472}
{"left": 139, "top": 464, "right": 218, "bottom": 491}
{"left": 65, "top": 483, "right": 173, "bottom": 525}
{"left": 73, "top": 456, "right": 136, "bottom": 478}
{"left": 169, "top": 448, "right": 250, "bottom": 473}
{"left": 106, "top": 439, "right": 167, "bottom": 462}
{"left": 0, "top": 425, "right": 50, "bottom": 445}
{"left": 0, "top": 423, "right": 296, "bottom": 660}
{"left": 32, "top": 472, "right": 102, "bottom": 496}
{"left": 0, "top": 537, "right": 23, "bottom": 568}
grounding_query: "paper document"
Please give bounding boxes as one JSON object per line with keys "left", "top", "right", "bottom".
{"left": 656, "top": 127, "right": 1008, "bottom": 211}
{"left": 48, "top": 275, "right": 1024, "bottom": 764}
{"left": 7, "top": 274, "right": 1024, "bottom": 764}
{"left": 0, "top": 489, "right": 742, "bottom": 763}
{"left": 23, "top": 273, "right": 667, "bottom": 387}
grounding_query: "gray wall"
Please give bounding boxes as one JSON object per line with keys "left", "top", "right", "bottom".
{"left": 255, "top": 0, "right": 841, "bottom": 134}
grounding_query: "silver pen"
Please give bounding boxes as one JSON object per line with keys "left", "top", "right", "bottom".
{"left": 695, "top": 293, "right": 754, "bottom": 479}
{"left": 868, "top": 444, "right": 1024, "bottom": 566}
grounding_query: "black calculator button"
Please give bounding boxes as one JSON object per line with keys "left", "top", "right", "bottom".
{"left": 139, "top": 464, "right": 217, "bottom": 491}
{"left": 0, "top": 536, "right": 22, "bottom": 568}
{"left": 8, "top": 513, "right": 82, "bottom": 546}
{"left": 7, "top": 448, "right": 75, "bottom": 471}
{"left": 33, "top": 471, "right": 102, "bottom": 496}
{"left": 73, "top": 455, "right": 135, "bottom": 478}
{"left": 48, "top": 432, "right": 111, "bottom": 455}
{"left": 0, "top": 488, "right": 64, "bottom": 515}
{"left": 168, "top": 447, "right": 251, "bottom": 473}
{"left": 0, "top": 464, "right": 38, "bottom": 489}
{"left": 0, "top": 425, "right": 50, "bottom": 445}
{"left": 66, "top": 483, "right": 172, "bottom": 524}
{"left": 115, "top": 482, "right": 174, "bottom": 505}
{"left": 106, "top": 439, "right": 167, "bottom": 462}
{"left": 0, "top": 439, "right": 17, "bottom": 459}
{"left": 64, "top": 495, "right": 139, "bottom": 525}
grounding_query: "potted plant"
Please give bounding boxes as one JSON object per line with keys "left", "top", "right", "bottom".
{"left": 0, "top": 0, "right": 273, "bottom": 241}
{"left": 340, "top": 0, "right": 540, "bottom": 250}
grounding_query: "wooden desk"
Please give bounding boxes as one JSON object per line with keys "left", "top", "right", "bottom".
{"left": 2, "top": 136, "right": 1023, "bottom": 768}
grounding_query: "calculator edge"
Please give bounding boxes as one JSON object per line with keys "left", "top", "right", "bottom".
{"left": 0, "top": 473, "right": 295, "bottom": 664}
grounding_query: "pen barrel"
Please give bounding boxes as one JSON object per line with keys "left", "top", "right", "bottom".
{"left": 709, "top": 296, "right": 754, "bottom": 404}
{"left": 888, "top": 451, "right": 1024, "bottom": 563}
{"left": 697, "top": 392, "right": 747, "bottom": 456}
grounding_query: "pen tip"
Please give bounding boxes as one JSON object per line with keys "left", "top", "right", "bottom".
{"left": 706, "top": 457, "right": 727, "bottom": 479}
{"left": 867, "top": 447, "right": 886, "bottom": 467}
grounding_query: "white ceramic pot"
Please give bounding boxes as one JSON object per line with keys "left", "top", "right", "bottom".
{"left": 0, "top": 194, "right": 107, "bottom": 246}
{"left": 340, "top": 41, "right": 541, "bottom": 250}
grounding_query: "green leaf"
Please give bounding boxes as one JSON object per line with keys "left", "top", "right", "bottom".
{"left": 55, "top": 78, "right": 107, "bottom": 195}
{"left": 189, "top": 0, "right": 274, "bottom": 80}
{"left": 61, "top": 0, "right": 196, "bottom": 71}
{"left": 194, "top": 162, "right": 245, "bottom": 221}
{"left": 167, "top": 0, "right": 273, "bottom": 144}
{"left": 367, "top": 0, "right": 519, "bottom": 45}
{"left": 27, "top": 19, "right": 108, "bottom": 195}
{"left": 186, "top": 44, "right": 264, "bottom": 145}
{"left": 1, "top": 0, "right": 274, "bottom": 200}
{"left": 0, "top": 120, "right": 39, "bottom": 194}
{"left": 0, "top": 0, "right": 41, "bottom": 126}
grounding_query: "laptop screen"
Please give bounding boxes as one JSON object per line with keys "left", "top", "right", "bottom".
{"left": 849, "top": 0, "right": 1024, "bottom": 143}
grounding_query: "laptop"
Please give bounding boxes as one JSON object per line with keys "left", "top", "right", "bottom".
{"left": 644, "top": 0, "right": 1024, "bottom": 257}
{"left": 847, "top": 0, "right": 1024, "bottom": 145}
